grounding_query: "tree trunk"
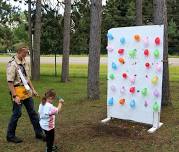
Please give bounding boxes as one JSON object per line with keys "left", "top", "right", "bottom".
{"left": 28, "top": 0, "right": 34, "bottom": 78}
{"left": 153, "top": 0, "right": 171, "bottom": 105}
{"left": 61, "top": 0, "right": 71, "bottom": 82}
{"left": 135, "top": 0, "right": 143, "bottom": 25}
{"left": 33, "top": 0, "right": 41, "bottom": 80}
{"left": 87, "top": 0, "right": 102, "bottom": 100}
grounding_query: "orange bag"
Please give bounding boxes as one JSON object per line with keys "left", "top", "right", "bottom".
{"left": 14, "top": 86, "right": 32, "bottom": 101}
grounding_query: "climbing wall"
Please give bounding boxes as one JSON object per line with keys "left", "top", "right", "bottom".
{"left": 107, "top": 25, "right": 164, "bottom": 125}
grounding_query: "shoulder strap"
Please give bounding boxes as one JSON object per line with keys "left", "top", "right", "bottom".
{"left": 13, "top": 58, "right": 30, "bottom": 91}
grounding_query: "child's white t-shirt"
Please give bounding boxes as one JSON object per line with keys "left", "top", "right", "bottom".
{"left": 38, "top": 102, "right": 59, "bottom": 131}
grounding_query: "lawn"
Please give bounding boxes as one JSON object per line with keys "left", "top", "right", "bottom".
{"left": 0, "top": 64, "right": 179, "bottom": 152}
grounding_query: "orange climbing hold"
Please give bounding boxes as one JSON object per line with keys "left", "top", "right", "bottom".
{"left": 119, "top": 98, "right": 125, "bottom": 105}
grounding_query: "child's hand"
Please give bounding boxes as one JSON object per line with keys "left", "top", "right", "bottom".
{"left": 57, "top": 96, "right": 64, "bottom": 104}
{"left": 57, "top": 98, "right": 64, "bottom": 111}
{"left": 59, "top": 98, "right": 64, "bottom": 104}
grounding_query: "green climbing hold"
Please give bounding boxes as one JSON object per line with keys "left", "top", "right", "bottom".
{"left": 154, "top": 49, "right": 159, "bottom": 58}
{"left": 153, "top": 102, "right": 160, "bottom": 112}
{"left": 141, "top": 88, "right": 148, "bottom": 96}
{"left": 129, "top": 49, "right": 137, "bottom": 58}
{"left": 109, "top": 73, "right": 115, "bottom": 80}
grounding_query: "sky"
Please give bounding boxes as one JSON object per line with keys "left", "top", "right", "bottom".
{"left": 9, "top": 0, "right": 107, "bottom": 12}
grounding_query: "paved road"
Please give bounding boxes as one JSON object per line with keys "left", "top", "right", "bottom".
{"left": 0, "top": 56, "right": 179, "bottom": 66}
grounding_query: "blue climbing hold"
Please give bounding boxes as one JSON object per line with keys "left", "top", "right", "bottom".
{"left": 130, "top": 99, "right": 136, "bottom": 108}
{"left": 112, "top": 62, "right": 117, "bottom": 70}
{"left": 108, "top": 97, "right": 114, "bottom": 106}
{"left": 120, "top": 37, "right": 125, "bottom": 44}
{"left": 107, "top": 33, "right": 114, "bottom": 41}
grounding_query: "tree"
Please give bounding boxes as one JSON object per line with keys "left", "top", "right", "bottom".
{"left": 135, "top": 0, "right": 142, "bottom": 25}
{"left": 0, "top": 25, "right": 13, "bottom": 50}
{"left": 0, "top": 0, "right": 20, "bottom": 50}
{"left": 153, "top": 0, "right": 171, "bottom": 105}
{"left": 101, "top": 0, "right": 135, "bottom": 53}
{"left": 167, "top": 0, "right": 179, "bottom": 53}
{"left": 143, "top": 0, "right": 153, "bottom": 24}
{"left": 27, "top": 0, "right": 34, "bottom": 78}
{"left": 33, "top": 0, "right": 41, "bottom": 80}
{"left": 61, "top": 0, "right": 71, "bottom": 82}
{"left": 40, "top": 0, "right": 64, "bottom": 54}
{"left": 71, "top": 0, "right": 90, "bottom": 54}
{"left": 13, "top": 21, "right": 28, "bottom": 43}
{"left": 87, "top": 0, "right": 102, "bottom": 100}
{"left": 40, "top": 5, "right": 63, "bottom": 54}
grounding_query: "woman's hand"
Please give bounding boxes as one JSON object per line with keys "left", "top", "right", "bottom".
{"left": 14, "top": 96, "right": 21, "bottom": 105}
{"left": 32, "top": 89, "right": 39, "bottom": 97}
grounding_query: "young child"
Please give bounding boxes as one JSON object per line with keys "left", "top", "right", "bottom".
{"left": 38, "top": 89, "right": 64, "bottom": 152}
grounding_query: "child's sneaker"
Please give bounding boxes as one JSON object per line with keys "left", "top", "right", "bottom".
{"left": 45, "top": 145, "right": 58, "bottom": 152}
{"left": 52, "top": 145, "right": 58, "bottom": 151}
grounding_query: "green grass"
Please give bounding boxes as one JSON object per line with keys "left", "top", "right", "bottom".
{"left": 0, "top": 64, "right": 179, "bottom": 152}
{"left": 169, "top": 55, "right": 179, "bottom": 58}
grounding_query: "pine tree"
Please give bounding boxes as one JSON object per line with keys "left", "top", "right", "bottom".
{"left": 87, "top": 0, "right": 102, "bottom": 100}
{"left": 71, "top": 0, "right": 90, "bottom": 54}
{"left": 101, "top": 0, "right": 135, "bottom": 53}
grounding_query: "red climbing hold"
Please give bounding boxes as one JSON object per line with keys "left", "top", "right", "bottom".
{"left": 129, "top": 87, "right": 135, "bottom": 94}
{"left": 118, "top": 49, "right": 124, "bottom": 55}
{"left": 144, "top": 49, "right": 149, "bottom": 56}
{"left": 145, "top": 62, "right": 150, "bottom": 68}
{"left": 122, "top": 73, "right": 127, "bottom": 79}
{"left": 155, "top": 37, "right": 160, "bottom": 45}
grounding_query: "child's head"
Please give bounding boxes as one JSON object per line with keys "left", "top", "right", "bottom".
{"left": 42, "top": 89, "right": 56, "bottom": 105}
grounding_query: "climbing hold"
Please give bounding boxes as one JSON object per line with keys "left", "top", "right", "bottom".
{"left": 109, "top": 73, "right": 115, "bottom": 80}
{"left": 144, "top": 49, "right": 149, "bottom": 56}
{"left": 153, "top": 89, "right": 160, "bottom": 98}
{"left": 153, "top": 102, "right": 160, "bottom": 112}
{"left": 122, "top": 73, "right": 127, "bottom": 79}
{"left": 143, "top": 37, "right": 149, "bottom": 47}
{"left": 118, "top": 48, "right": 124, "bottom": 55}
{"left": 110, "top": 85, "right": 116, "bottom": 92}
{"left": 120, "top": 86, "right": 125, "bottom": 93}
{"left": 120, "top": 37, "right": 125, "bottom": 44}
{"left": 151, "top": 76, "right": 159, "bottom": 85}
{"left": 129, "top": 49, "right": 137, "bottom": 58}
{"left": 130, "top": 99, "right": 136, "bottom": 108}
{"left": 144, "top": 101, "right": 148, "bottom": 107}
{"left": 129, "top": 76, "right": 135, "bottom": 84}
{"left": 107, "top": 33, "right": 114, "bottom": 41}
{"left": 155, "top": 37, "right": 160, "bottom": 45}
{"left": 118, "top": 58, "right": 125, "bottom": 64}
{"left": 112, "top": 62, "right": 117, "bottom": 70}
{"left": 156, "top": 63, "right": 162, "bottom": 72}
{"left": 154, "top": 49, "right": 160, "bottom": 58}
{"left": 134, "top": 34, "right": 141, "bottom": 42}
{"left": 145, "top": 62, "right": 150, "bottom": 68}
{"left": 108, "top": 97, "right": 114, "bottom": 106}
{"left": 106, "top": 46, "right": 113, "bottom": 52}
{"left": 119, "top": 98, "right": 125, "bottom": 105}
{"left": 141, "top": 88, "right": 148, "bottom": 96}
{"left": 129, "top": 87, "right": 135, "bottom": 94}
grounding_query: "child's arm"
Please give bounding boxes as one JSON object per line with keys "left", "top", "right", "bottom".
{"left": 57, "top": 98, "right": 64, "bottom": 111}
{"left": 49, "top": 98, "right": 64, "bottom": 115}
